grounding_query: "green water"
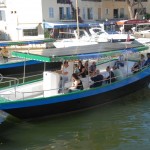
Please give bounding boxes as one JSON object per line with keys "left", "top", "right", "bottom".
{"left": 0, "top": 87, "right": 150, "bottom": 150}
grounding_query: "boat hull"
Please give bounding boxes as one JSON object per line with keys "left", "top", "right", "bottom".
{"left": 4, "top": 74, "right": 150, "bottom": 119}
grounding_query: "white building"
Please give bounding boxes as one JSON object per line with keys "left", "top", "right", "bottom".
{"left": 1, "top": 0, "right": 149, "bottom": 41}
{"left": 0, "top": 0, "right": 103, "bottom": 41}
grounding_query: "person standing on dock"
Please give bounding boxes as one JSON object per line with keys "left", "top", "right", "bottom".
{"left": 1, "top": 46, "right": 9, "bottom": 63}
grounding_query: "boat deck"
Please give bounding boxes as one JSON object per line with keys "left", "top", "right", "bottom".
{"left": 0, "top": 60, "right": 136, "bottom": 102}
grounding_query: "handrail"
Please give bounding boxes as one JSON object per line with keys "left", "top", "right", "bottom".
{"left": 0, "top": 73, "right": 42, "bottom": 88}
{"left": 0, "top": 65, "right": 149, "bottom": 101}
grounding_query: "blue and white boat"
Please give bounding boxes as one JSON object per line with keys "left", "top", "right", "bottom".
{"left": 0, "top": 43, "right": 149, "bottom": 119}
{"left": 0, "top": 39, "right": 62, "bottom": 76}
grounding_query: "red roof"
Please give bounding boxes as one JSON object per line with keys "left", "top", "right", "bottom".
{"left": 116, "top": 19, "right": 149, "bottom": 25}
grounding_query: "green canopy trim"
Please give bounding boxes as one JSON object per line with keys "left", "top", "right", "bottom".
{"left": 12, "top": 45, "right": 149, "bottom": 62}
{"left": 0, "top": 38, "right": 55, "bottom": 47}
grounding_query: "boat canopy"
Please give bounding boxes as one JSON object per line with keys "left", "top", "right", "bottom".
{"left": 0, "top": 38, "right": 55, "bottom": 47}
{"left": 44, "top": 22, "right": 99, "bottom": 29}
{"left": 12, "top": 43, "right": 148, "bottom": 62}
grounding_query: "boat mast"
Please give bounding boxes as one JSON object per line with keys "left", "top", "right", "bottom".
{"left": 76, "top": 0, "right": 79, "bottom": 39}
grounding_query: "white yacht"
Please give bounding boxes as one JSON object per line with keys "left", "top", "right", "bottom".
{"left": 53, "top": 29, "right": 98, "bottom": 48}
{"left": 89, "top": 27, "right": 135, "bottom": 43}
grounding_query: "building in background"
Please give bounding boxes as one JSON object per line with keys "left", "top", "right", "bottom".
{"left": 0, "top": 0, "right": 149, "bottom": 41}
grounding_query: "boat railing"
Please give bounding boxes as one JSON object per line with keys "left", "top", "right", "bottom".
{"left": 0, "top": 65, "right": 149, "bottom": 101}
{"left": 0, "top": 73, "right": 42, "bottom": 88}
{"left": 0, "top": 74, "right": 19, "bottom": 87}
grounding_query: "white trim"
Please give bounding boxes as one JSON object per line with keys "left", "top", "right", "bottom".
{"left": 17, "top": 24, "right": 38, "bottom": 30}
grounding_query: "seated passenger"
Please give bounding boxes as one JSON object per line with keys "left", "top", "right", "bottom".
{"left": 68, "top": 73, "right": 84, "bottom": 92}
{"left": 140, "top": 54, "right": 146, "bottom": 68}
{"left": 90, "top": 70, "right": 104, "bottom": 88}
{"left": 114, "top": 54, "right": 125, "bottom": 68}
{"left": 105, "top": 66, "right": 116, "bottom": 84}
{"left": 84, "top": 60, "right": 89, "bottom": 76}
{"left": 112, "top": 66, "right": 124, "bottom": 80}
{"left": 77, "top": 60, "right": 86, "bottom": 78}
{"left": 73, "top": 64, "right": 80, "bottom": 74}
{"left": 144, "top": 53, "right": 150, "bottom": 67}
{"left": 131, "top": 61, "right": 140, "bottom": 73}
{"left": 89, "top": 61, "right": 96, "bottom": 75}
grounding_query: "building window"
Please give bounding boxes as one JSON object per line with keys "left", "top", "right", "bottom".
{"left": 105, "top": 8, "right": 109, "bottom": 15}
{"left": 23, "top": 29, "right": 38, "bottom": 36}
{"left": 49, "top": 7, "right": 54, "bottom": 18}
{"left": 82, "top": 7, "right": 86, "bottom": 19}
{"left": 0, "top": 10, "right": 5, "bottom": 21}
{"left": 59, "top": 7, "right": 64, "bottom": 19}
{"left": 57, "top": 0, "right": 70, "bottom": 4}
{"left": 134, "top": 8, "right": 146, "bottom": 16}
{"left": 120, "top": 8, "right": 124, "bottom": 18}
{"left": 66, "top": 7, "right": 71, "bottom": 19}
{"left": 87, "top": 8, "right": 93, "bottom": 20}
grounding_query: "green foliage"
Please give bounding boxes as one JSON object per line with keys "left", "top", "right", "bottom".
{"left": 144, "top": 13, "right": 150, "bottom": 19}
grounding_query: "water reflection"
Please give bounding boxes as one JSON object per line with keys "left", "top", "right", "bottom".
{"left": 0, "top": 88, "right": 150, "bottom": 150}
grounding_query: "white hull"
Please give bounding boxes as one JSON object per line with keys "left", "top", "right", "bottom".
{"left": 53, "top": 39, "right": 97, "bottom": 48}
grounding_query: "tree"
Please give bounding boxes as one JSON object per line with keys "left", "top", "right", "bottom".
{"left": 126, "top": 0, "right": 145, "bottom": 19}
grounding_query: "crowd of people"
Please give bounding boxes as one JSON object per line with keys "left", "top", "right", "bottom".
{"left": 57, "top": 52, "right": 150, "bottom": 93}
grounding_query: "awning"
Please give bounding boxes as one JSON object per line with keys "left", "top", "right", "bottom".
{"left": 12, "top": 43, "right": 148, "bottom": 62}
{"left": 116, "top": 19, "right": 149, "bottom": 25}
{"left": 44, "top": 22, "right": 91, "bottom": 29}
{"left": 116, "top": 20, "right": 128, "bottom": 25}
{"left": 16, "top": 24, "right": 38, "bottom": 30}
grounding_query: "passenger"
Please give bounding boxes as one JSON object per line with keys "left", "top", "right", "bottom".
{"left": 89, "top": 61, "right": 96, "bottom": 75}
{"left": 68, "top": 73, "right": 83, "bottom": 92}
{"left": 84, "top": 60, "right": 89, "bottom": 76}
{"left": 140, "top": 54, "right": 146, "bottom": 68}
{"left": 144, "top": 53, "right": 150, "bottom": 67}
{"left": 105, "top": 66, "right": 116, "bottom": 84}
{"left": 73, "top": 64, "right": 80, "bottom": 74}
{"left": 58, "top": 61, "right": 69, "bottom": 93}
{"left": 90, "top": 70, "right": 104, "bottom": 88}
{"left": 1, "top": 46, "right": 8, "bottom": 63}
{"left": 112, "top": 66, "right": 124, "bottom": 80}
{"left": 77, "top": 60, "right": 86, "bottom": 78}
{"left": 131, "top": 61, "right": 140, "bottom": 74}
{"left": 114, "top": 54, "right": 125, "bottom": 69}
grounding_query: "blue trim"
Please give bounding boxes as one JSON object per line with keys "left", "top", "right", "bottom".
{"left": 0, "top": 60, "right": 42, "bottom": 69}
{"left": 44, "top": 22, "right": 100, "bottom": 29}
{"left": 1, "top": 67, "right": 150, "bottom": 110}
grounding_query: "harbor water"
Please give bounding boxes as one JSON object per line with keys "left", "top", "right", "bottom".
{"left": 0, "top": 87, "right": 150, "bottom": 150}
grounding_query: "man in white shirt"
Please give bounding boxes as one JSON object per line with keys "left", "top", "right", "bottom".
{"left": 58, "top": 61, "right": 69, "bottom": 93}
